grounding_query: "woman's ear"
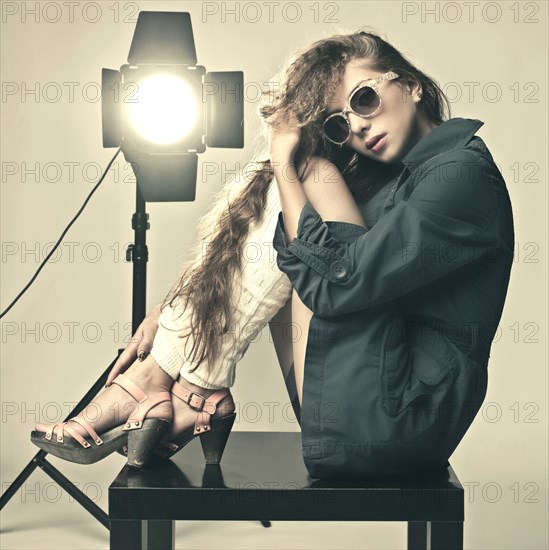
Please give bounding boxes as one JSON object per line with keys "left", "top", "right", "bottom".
{"left": 401, "top": 78, "right": 422, "bottom": 103}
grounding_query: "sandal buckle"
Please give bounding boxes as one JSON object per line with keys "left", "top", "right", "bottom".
{"left": 186, "top": 392, "right": 206, "bottom": 412}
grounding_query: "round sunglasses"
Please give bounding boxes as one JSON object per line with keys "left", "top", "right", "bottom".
{"left": 322, "top": 70, "right": 400, "bottom": 146}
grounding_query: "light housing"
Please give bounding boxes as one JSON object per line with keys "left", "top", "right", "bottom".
{"left": 101, "top": 11, "right": 244, "bottom": 202}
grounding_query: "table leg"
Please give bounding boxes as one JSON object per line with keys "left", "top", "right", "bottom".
{"left": 144, "top": 520, "right": 175, "bottom": 550}
{"left": 109, "top": 519, "right": 142, "bottom": 550}
{"left": 408, "top": 521, "right": 427, "bottom": 550}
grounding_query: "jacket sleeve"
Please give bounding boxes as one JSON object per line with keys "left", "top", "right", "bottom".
{"left": 272, "top": 149, "right": 503, "bottom": 316}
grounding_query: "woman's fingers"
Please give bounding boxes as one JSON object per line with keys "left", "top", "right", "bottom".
{"left": 269, "top": 110, "right": 302, "bottom": 161}
{"left": 137, "top": 304, "right": 161, "bottom": 360}
{"left": 137, "top": 329, "right": 155, "bottom": 361}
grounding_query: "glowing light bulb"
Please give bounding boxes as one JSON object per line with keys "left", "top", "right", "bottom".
{"left": 127, "top": 74, "right": 197, "bottom": 144}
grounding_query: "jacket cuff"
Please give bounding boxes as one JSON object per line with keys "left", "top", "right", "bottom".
{"left": 272, "top": 200, "right": 367, "bottom": 283}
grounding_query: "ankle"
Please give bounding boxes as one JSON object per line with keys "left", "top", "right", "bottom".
{"left": 127, "top": 356, "right": 174, "bottom": 389}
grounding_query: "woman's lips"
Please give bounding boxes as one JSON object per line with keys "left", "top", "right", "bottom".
{"left": 368, "top": 134, "right": 387, "bottom": 152}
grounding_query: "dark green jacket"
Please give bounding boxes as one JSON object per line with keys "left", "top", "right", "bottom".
{"left": 272, "top": 117, "right": 515, "bottom": 479}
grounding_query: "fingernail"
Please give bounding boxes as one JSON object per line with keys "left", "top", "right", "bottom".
{"left": 138, "top": 351, "right": 146, "bottom": 361}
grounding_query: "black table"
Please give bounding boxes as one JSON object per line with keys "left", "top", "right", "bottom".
{"left": 109, "top": 431, "right": 464, "bottom": 550}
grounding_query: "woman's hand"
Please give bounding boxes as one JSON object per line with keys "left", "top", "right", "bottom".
{"left": 268, "top": 110, "right": 302, "bottom": 164}
{"left": 105, "top": 304, "right": 162, "bottom": 387}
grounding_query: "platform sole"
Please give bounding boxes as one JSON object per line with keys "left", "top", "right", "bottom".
{"left": 30, "top": 425, "right": 129, "bottom": 465}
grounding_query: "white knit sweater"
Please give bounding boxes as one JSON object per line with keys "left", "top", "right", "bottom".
{"left": 149, "top": 166, "right": 292, "bottom": 389}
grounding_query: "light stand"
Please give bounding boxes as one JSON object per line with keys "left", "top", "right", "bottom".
{"left": 129, "top": 185, "right": 149, "bottom": 335}
{"left": 1, "top": 10, "right": 244, "bottom": 530}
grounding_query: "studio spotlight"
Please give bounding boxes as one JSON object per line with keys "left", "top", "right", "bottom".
{"left": 101, "top": 11, "right": 244, "bottom": 202}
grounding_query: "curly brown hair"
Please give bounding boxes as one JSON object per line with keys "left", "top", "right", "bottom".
{"left": 160, "top": 27, "right": 452, "bottom": 377}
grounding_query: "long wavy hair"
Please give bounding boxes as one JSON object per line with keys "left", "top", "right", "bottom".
{"left": 160, "top": 28, "right": 452, "bottom": 376}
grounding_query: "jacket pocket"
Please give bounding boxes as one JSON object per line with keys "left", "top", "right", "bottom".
{"left": 379, "top": 312, "right": 460, "bottom": 416}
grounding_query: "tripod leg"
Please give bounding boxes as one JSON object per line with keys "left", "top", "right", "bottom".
{"left": 0, "top": 450, "right": 44, "bottom": 510}
{"left": 37, "top": 456, "right": 110, "bottom": 528}
{"left": 1, "top": 353, "right": 123, "bottom": 529}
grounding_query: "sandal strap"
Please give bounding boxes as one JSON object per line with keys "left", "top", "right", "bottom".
{"left": 62, "top": 423, "right": 91, "bottom": 448}
{"left": 111, "top": 373, "right": 147, "bottom": 403}
{"left": 110, "top": 374, "right": 173, "bottom": 432}
{"left": 123, "top": 391, "right": 172, "bottom": 431}
{"left": 45, "top": 422, "right": 65, "bottom": 442}
{"left": 55, "top": 423, "right": 67, "bottom": 443}
{"left": 171, "top": 382, "right": 229, "bottom": 414}
{"left": 69, "top": 416, "right": 103, "bottom": 445}
{"left": 44, "top": 418, "right": 100, "bottom": 448}
{"left": 171, "top": 381, "right": 231, "bottom": 435}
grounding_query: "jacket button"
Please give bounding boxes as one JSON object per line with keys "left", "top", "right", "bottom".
{"left": 330, "top": 260, "right": 348, "bottom": 280}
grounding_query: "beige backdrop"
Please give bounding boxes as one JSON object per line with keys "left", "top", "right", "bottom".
{"left": 1, "top": 1, "right": 547, "bottom": 549}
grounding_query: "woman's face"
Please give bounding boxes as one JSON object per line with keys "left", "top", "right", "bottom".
{"left": 325, "top": 58, "right": 438, "bottom": 164}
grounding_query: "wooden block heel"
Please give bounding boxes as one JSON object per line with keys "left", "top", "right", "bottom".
{"left": 126, "top": 418, "right": 171, "bottom": 468}
{"left": 199, "top": 413, "right": 237, "bottom": 464}
{"left": 142, "top": 380, "right": 238, "bottom": 464}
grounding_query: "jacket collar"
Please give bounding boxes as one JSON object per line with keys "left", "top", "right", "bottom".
{"left": 400, "top": 116, "right": 485, "bottom": 169}
{"left": 381, "top": 117, "right": 484, "bottom": 210}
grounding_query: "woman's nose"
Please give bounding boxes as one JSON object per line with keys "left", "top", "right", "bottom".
{"left": 347, "top": 112, "right": 370, "bottom": 137}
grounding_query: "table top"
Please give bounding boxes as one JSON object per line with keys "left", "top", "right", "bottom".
{"left": 109, "top": 432, "right": 463, "bottom": 522}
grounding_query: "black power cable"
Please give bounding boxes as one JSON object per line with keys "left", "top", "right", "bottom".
{"left": 0, "top": 147, "right": 122, "bottom": 319}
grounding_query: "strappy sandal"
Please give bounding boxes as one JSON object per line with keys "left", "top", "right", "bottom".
{"left": 31, "top": 373, "right": 173, "bottom": 468}
{"left": 117, "top": 379, "right": 237, "bottom": 464}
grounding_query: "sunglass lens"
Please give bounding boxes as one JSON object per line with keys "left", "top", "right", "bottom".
{"left": 350, "top": 86, "right": 379, "bottom": 115}
{"left": 324, "top": 115, "right": 349, "bottom": 143}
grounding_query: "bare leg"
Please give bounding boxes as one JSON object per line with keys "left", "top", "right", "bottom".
{"left": 35, "top": 355, "right": 174, "bottom": 440}
{"left": 268, "top": 296, "right": 302, "bottom": 424}
{"left": 291, "top": 159, "right": 367, "bottom": 407}
{"left": 291, "top": 288, "right": 313, "bottom": 406}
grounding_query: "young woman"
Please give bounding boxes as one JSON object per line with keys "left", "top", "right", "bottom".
{"left": 31, "top": 30, "right": 514, "bottom": 477}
